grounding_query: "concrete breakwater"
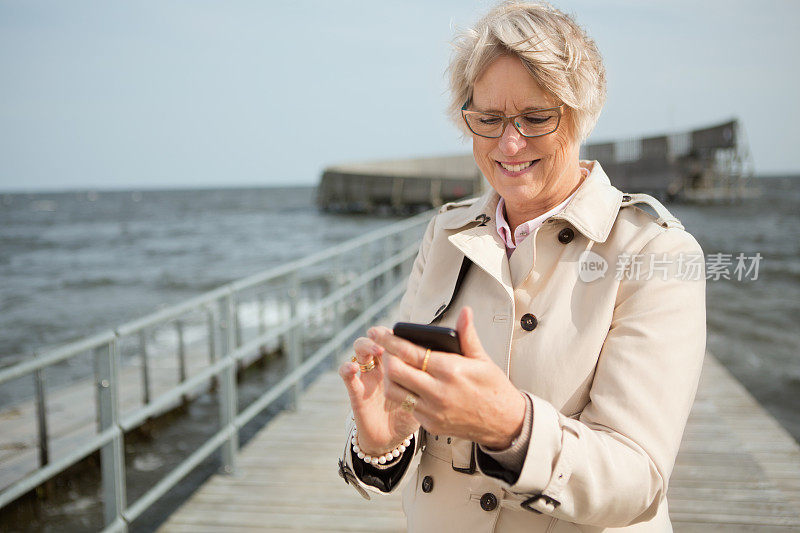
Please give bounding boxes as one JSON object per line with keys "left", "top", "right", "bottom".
{"left": 317, "top": 153, "right": 483, "bottom": 213}
{"left": 317, "top": 119, "right": 755, "bottom": 213}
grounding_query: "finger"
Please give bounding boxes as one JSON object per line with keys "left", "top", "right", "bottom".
{"left": 369, "top": 327, "right": 429, "bottom": 369}
{"left": 353, "top": 336, "right": 384, "bottom": 364}
{"left": 383, "top": 377, "right": 428, "bottom": 417}
{"left": 456, "top": 306, "right": 487, "bottom": 360}
{"left": 383, "top": 352, "right": 437, "bottom": 397}
{"left": 338, "top": 360, "right": 364, "bottom": 403}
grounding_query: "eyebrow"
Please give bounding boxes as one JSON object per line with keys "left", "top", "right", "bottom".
{"left": 473, "top": 104, "right": 553, "bottom": 114}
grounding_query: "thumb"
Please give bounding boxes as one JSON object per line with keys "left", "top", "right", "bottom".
{"left": 456, "top": 306, "right": 487, "bottom": 359}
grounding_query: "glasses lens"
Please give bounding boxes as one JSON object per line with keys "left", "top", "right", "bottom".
{"left": 515, "top": 110, "right": 559, "bottom": 137}
{"left": 464, "top": 112, "right": 504, "bottom": 137}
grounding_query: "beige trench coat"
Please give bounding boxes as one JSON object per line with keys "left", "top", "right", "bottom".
{"left": 340, "top": 162, "right": 706, "bottom": 532}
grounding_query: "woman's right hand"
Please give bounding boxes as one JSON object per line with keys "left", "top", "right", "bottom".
{"left": 339, "top": 327, "right": 420, "bottom": 456}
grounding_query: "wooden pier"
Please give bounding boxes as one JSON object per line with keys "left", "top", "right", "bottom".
{"left": 160, "top": 352, "right": 800, "bottom": 532}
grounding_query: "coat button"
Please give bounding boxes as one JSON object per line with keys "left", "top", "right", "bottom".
{"left": 557, "top": 227, "right": 574, "bottom": 244}
{"left": 520, "top": 313, "right": 538, "bottom": 331}
{"left": 480, "top": 492, "right": 498, "bottom": 511}
{"left": 421, "top": 475, "right": 434, "bottom": 493}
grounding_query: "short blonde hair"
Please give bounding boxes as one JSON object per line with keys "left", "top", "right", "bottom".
{"left": 448, "top": 1, "right": 606, "bottom": 142}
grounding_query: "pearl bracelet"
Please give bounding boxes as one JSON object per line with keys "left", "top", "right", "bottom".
{"left": 351, "top": 427, "right": 414, "bottom": 466}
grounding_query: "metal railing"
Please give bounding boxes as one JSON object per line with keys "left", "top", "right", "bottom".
{"left": 0, "top": 209, "right": 433, "bottom": 531}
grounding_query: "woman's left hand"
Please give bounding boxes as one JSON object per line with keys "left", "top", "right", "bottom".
{"left": 368, "top": 306, "right": 526, "bottom": 450}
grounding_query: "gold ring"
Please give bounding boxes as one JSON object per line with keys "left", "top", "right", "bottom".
{"left": 400, "top": 393, "right": 417, "bottom": 413}
{"left": 352, "top": 355, "right": 375, "bottom": 373}
{"left": 421, "top": 348, "right": 431, "bottom": 373}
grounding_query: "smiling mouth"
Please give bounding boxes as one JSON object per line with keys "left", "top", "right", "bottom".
{"left": 497, "top": 160, "right": 539, "bottom": 172}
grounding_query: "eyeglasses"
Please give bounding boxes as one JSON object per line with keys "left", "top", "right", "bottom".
{"left": 461, "top": 101, "right": 564, "bottom": 139}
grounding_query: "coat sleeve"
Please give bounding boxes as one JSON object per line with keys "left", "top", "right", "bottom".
{"left": 339, "top": 215, "right": 438, "bottom": 497}
{"left": 478, "top": 227, "right": 707, "bottom": 526}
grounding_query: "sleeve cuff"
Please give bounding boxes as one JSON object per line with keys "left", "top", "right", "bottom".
{"left": 342, "top": 419, "right": 419, "bottom": 495}
{"left": 511, "top": 393, "right": 563, "bottom": 493}
{"left": 478, "top": 392, "right": 532, "bottom": 475}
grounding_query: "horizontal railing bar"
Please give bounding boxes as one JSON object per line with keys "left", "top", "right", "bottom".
{"left": 0, "top": 426, "right": 119, "bottom": 510}
{"left": 236, "top": 281, "right": 407, "bottom": 430}
{"left": 270, "top": 242, "right": 418, "bottom": 340}
{"left": 0, "top": 330, "right": 117, "bottom": 386}
{"left": 115, "top": 288, "right": 231, "bottom": 337}
{"left": 226, "top": 210, "right": 431, "bottom": 293}
{"left": 220, "top": 242, "right": 418, "bottom": 366}
{"left": 2, "top": 210, "right": 429, "bottom": 383}
{"left": 116, "top": 210, "right": 429, "bottom": 337}
{"left": 119, "top": 357, "right": 234, "bottom": 432}
{"left": 119, "top": 243, "right": 416, "bottom": 432}
{"left": 0, "top": 208, "right": 432, "bottom": 521}
{"left": 121, "top": 425, "right": 236, "bottom": 524}
{"left": 102, "top": 517, "right": 126, "bottom": 533}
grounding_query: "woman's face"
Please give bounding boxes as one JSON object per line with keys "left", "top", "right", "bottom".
{"left": 469, "top": 54, "right": 581, "bottom": 216}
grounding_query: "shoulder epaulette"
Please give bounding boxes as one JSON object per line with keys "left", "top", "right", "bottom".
{"left": 620, "top": 193, "right": 684, "bottom": 230}
{"left": 438, "top": 197, "right": 479, "bottom": 213}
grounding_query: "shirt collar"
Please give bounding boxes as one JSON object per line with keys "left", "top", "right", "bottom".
{"left": 494, "top": 167, "right": 586, "bottom": 250}
{"left": 441, "top": 161, "right": 623, "bottom": 244}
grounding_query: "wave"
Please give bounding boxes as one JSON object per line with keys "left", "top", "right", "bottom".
{"left": 60, "top": 277, "right": 124, "bottom": 289}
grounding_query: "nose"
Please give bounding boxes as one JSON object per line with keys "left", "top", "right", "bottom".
{"left": 498, "top": 121, "right": 526, "bottom": 156}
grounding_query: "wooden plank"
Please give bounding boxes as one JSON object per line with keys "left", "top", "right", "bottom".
{"left": 159, "top": 352, "right": 800, "bottom": 531}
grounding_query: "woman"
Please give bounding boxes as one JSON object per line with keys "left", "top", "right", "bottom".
{"left": 338, "top": 2, "right": 706, "bottom": 531}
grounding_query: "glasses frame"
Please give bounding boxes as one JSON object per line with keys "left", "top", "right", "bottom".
{"left": 461, "top": 102, "right": 564, "bottom": 139}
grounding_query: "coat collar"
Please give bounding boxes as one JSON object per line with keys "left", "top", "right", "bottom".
{"left": 441, "top": 161, "right": 622, "bottom": 244}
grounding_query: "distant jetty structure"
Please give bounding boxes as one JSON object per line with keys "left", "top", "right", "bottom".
{"left": 582, "top": 119, "right": 754, "bottom": 202}
{"left": 317, "top": 119, "right": 754, "bottom": 212}
{"left": 317, "top": 154, "right": 483, "bottom": 213}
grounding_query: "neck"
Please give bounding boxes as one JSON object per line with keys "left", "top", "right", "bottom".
{"left": 504, "top": 162, "right": 584, "bottom": 234}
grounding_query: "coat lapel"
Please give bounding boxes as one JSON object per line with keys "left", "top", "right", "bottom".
{"left": 443, "top": 191, "right": 513, "bottom": 297}
{"left": 550, "top": 162, "right": 623, "bottom": 243}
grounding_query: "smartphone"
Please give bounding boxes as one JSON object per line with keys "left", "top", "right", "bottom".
{"left": 392, "top": 322, "right": 462, "bottom": 354}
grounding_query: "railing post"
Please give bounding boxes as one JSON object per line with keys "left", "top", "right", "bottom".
{"left": 206, "top": 307, "right": 217, "bottom": 366}
{"left": 137, "top": 331, "right": 151, "bottom": 405}
{"left": 176, "top": 320, "right": 188, "bottom": 404}
{"left": 233, "top": 297, "right": 243, "bottom": 350}
{"left": 218, "top": 292, "right": 238, "bottom": 474}
{"left": 257, "top": 293, "right": 266, "bottom": 336}
{"left": 361, "top": 244, "right": 372, "bottom": 310}
{"left": 32, "top": 353, "right": 49, "bottom": 468}
{"left": 383, "top": 234, "right": 394, "bottom": 291}
{"left": 329, "top": 257, "right": 344, "bottom": 370}
{"left": 206, "top": 307, "right": 219, "bottom": 391}
{"left": 95, "top": 340, "right": 127, "bottom": 530}
{"left": 283, "top": 273, "right": 302, "bottom": 408}
{"left": 176, "top": 320, "right": 186, "bottom": 384}
{"left": 218, "top": 296, "right": 230, "bottom": 357}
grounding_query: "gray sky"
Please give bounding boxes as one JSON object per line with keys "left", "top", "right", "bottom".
{"left": 1, "top": 0, "right": 798, "bottom": 192}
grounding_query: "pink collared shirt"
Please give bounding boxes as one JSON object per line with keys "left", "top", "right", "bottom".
{"left": 495, "top": 167, "right": 589, "bottom": 257}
